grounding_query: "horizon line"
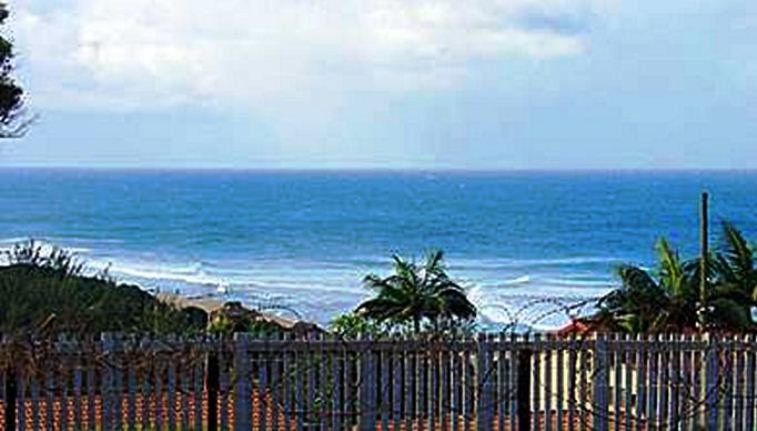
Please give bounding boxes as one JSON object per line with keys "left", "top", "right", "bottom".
{"left": 0, "top": 165, "right": 756, "bottom": 174}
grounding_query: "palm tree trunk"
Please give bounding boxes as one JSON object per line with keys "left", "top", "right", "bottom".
{"left": 413, "top": 315, "right": 421, "bottom": 333}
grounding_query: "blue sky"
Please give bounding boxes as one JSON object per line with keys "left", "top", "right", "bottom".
{"left": 4, "top": 0, "right": 757, "bottom": 169}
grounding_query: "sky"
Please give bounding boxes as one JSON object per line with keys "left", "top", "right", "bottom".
{"left": 2, "top": 0, "right": 757, "bottom": 170}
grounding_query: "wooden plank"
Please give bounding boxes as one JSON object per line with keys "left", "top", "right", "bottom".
{"left": 61, "top": 357, "right": 70, "bottom": 431}
{"left": 532, "top": 334, "right": 540, "bottom": 431}
{"left": 579, "top": 338, "right": 589, "bottom": 431}
{"left": 73, "top": 362, "right": 83, "bottom": 430}
{"left": 432, "top": 345, "right": 440, "bottom": 431}
{"left": 556, "top": 335, "right": 564, "bottom": 431}
{"left": 623, "top": 334, "right": 632, "bottom": 431}
{"left": 361, "top": 337, "right": 377, "bottom": 431}
{"left": 593, "top": 333, "right": 609, "bottom": 431}
{"left": 393, "top": 342, "right": 403, "bottom": 430}
{"left": 705, "top": 336, "right": 719, "bottom": 430}
{"left": 722, "top": 336, "right": 734, "bottom": 431}
{"left": 648, "top": 335, "right": 658, "bottom": 430}
{"left": 45, "top": 370, "right": 55, "bottom": 431}
{"left": 264, "top": 343, "right": 272, "bottom": 431}
{"left": 281, "top": 335, "right": 292, "bottom": 431}
{"left": 421, "top": 346, "right": 429, "bottom": 431}
{"left": 381, "top": 343, "right": 390, "bottom": 429}
{"left": 463, "top": 346, "right": 473, "bottom": 431}
{"left": 155, "top": 360, "right": 164, "bottom": 429}
{"left": 567, "top": 336, "right": 577, "bottom": 431}
{"left": 219, "top": 353, "right": 229, "bottom": 431}
{"left": 270, "top": 336, "right": 281, "bottom": 431}
{"left": 442, "top": 345, "right": 452, "bottom": 431}
{"left": 612, "top": 334, "right": 621, "bottom": 431}
{"left": 692, "top": 334, "right": 703, "bottom": 430}
{"left": 233, "top": 334, "right": 252, "bottom": 431}
{"left": 167, "top": 359, "right": 177, "bottom": 431}
{"left": 510, "top": 334, "right": 518, "bottom": 431}
{"left": 193, "top": 358, "right": 203, "bottom": 431}
{"left": 658, "top": 334, "right": 669, "bottom": 429}
{"left": 17, "top": 372, "right": 26, "bottom": 431}
{"left": 634, "top": 334, "right": 645, "bottom": 431}
{"left": 31, "top": 373, "right": 41, "bottom": 431}
{"left": 101, "top": 337, "right": 115, "bottom": 431}
{"left": 180, "top": 358, "right": 190, "bottom": 430}
{"left": 545, "top": 334, "right": 553, "bottom": 431}
{"left": 306, "top": 337, "right": 316, "bottom": 429}
{"left": 679, "top": 334, "right": 689, "bottom": 430}
{"left": 744, "top": 334, "right": 757, "bottom": 430}
{"left": 735, "top": 334, "right": 746, "bottom": 431}
{"left": 517, "top": 334, "right": 532, "bottom": 431}
{"left": 127, "top": 363, "right": 137, "bottom": 431}
{"left": 452, "top": 345, "right": 461, "bottom": 431}
{"left": 86, "top": 360, "right": 96, "bottom": 431}
{"left": 140, "top": 364, "right": 151, "bottom": 431}
{"left": 405, "top": 341, "right": 415, "bottom": 431}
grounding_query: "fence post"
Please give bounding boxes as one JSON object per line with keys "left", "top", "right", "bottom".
{"left": 517, "top": 334, "right": 532, "bottom": 431}
{"left": 4, "top": 366, "right": 17, "bottom": 431}
{"left": 233, "top": 333, "right": 252, "bottom": 431}
{"left": 593, "top": 333, "right": 609, "bottom": 431}
{"left": 206, "top": 345, "right": 220, "bottom": 431}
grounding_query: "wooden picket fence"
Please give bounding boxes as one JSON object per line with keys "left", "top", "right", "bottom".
{"left": 0, "top": 332, "right": 755, "bottom": 430}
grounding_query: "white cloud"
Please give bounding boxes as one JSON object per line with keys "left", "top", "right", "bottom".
{"left": 12, "top": 0, "right": 613, "bottom": 110}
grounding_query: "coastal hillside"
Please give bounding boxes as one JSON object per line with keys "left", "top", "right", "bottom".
{"left": 0, "top": 264, "right": 205, "bottom": 334}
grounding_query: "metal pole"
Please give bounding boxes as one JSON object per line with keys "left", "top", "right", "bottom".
{"left": 699, "top": 191, "right": 709, "bottom": 329}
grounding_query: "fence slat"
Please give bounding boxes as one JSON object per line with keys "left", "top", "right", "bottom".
{"left": 556, "top": 337, "right": 564, "bottom": 431}
{"left": 746, "top": 334, "right": 755, "bottom": 431}
{"left": 17, "top": 372, "right": 26, "bottom": 431}
{"left": 623, "top": 334, "right": 632, "bottom": 431}
{"left": 233, "top": 334, "right": 252, "bottom": 431}
{"left": 545, "top": 334, "right": 553, "bottom": 431}
{"left": 219, "top": 353, "right": 229, "bottom": 431}
{"left": 381, "top": 342, "right": 390, "bottom": 429}
{"left": 735, "top": 334, "right": 745, "bottom": 431}
{"left": 167, "top": 359, "right": 177, "bottom": 431}
{"left": 612, "top": 334, "right": 621, "bottom": 431}
{"left": 86, "top": 360, "right": 95, "bottom": 431}
{"left": 723, "top": 336, "right": 734, "bottom": 431}
{"left": 193, "top": 358, "right": 203, "bottom": 431}
{"left": 180, "top": 359, "right": 189, "bottom": 430}
{"left": 31, "top": 374, "right": 40, "bottom": 431}
{"left": 705, "top": 336, "right": 719, "bottom": 430}
{"left": 281, "top": 335, "right": 292, "bottom": 431}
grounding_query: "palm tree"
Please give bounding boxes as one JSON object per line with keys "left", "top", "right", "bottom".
{"left": 705, "top": 222, "right": 757, "bottom": 330}
{"left": 356, "top": 250, "right": 476, "bottom": 333}
{"left": 598, "top": 224, "right": 757, "bottom": 333}
{"left": 598, "top": 238, "right": 699, "bottom": 332}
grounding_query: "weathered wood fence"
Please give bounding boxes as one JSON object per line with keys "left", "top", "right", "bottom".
{"left": 1, "top": 333, "right": 755, "bottom": 430}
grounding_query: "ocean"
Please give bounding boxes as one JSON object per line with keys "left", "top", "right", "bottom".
{"left": 1, "top": 169, "right": 755, "bottom": 329}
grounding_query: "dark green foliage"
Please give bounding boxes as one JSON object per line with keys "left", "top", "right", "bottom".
{"left": 330, "top": 312, "right": 388, "bottom": 339}
{"left": 356, "top": 250, "right": 476, "bottom": 333}
{"left": 598, "top": 223, "right": 757, "bottom": 333}
{"left": 0, "top": 264, "right": 205, "bottom": 335}
{"left": 0, "top": 3, "right": 29, "bottom": 138}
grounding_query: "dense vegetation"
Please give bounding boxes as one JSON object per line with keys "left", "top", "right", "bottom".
{"left": 0, "top": 241, "right": 205, "bottom": 335}
{"left": 597, "top": 222, "right": 757, "bottom": 333}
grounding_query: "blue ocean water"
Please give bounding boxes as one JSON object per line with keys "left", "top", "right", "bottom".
{"left": 0, "top": 169, "right": 755, "bottom": 328}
